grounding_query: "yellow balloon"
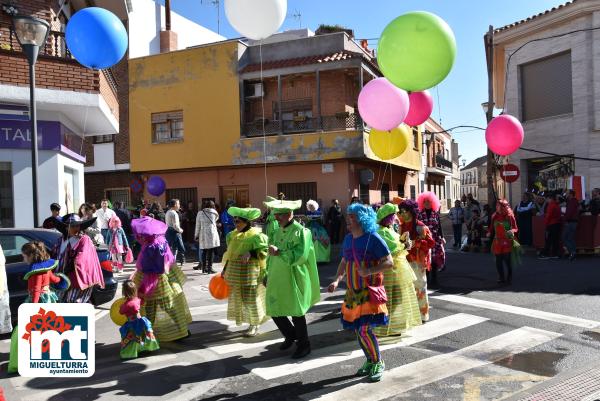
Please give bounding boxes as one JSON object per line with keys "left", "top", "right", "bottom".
{"left": 110, "top": 297, "right": 127, "bottom": 326}
{"left": 368, "top": 125, "right": 410, "bottom": 160}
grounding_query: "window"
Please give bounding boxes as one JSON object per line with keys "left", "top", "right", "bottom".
{"left": 152, "top": 111, "right": 184, "bottom": 143}
{"left": 93, "top": 135, "right": 114, "bottom": 144}
{"left": 277, "top": 182, "right": 317, "bottom": 214}
{"left": 520, "top": 51, "right": 573, "bottom": 121}
{"left": 380, "top": 183, "right": 390, "bottom": 204}
{"left": 410, "top": 185, "right": 416, "bottom": 200}
{"left": 0, "top": 162, "right": 14, "bottom": 228}
{"left": 397, "top": 184, "right": 405, "bottom": 198}
{"left": 412, "top": 127, "right": 419, "bottom": 150}
{"left": 166, "top": 188, "right": 198, "bottom": 209}
{"left": 420, "top": 180, "right": 425, "bottom": 194}
{"left": 105, "top": 188, "right": 131, "bottom": 208}
{"left": 359, "top": 184, "right": 370, "bottom": 204}
{"left": 0, "top": 234, "right": 30, "bottom": 262}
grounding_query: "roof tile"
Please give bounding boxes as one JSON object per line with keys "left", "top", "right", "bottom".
{"left": 494, "top": 0, "right": 578, "bottom": 33}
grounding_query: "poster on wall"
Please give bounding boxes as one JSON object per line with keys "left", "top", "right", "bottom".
{"left": 527, "top": 156, "right": 574, "bottom": 193}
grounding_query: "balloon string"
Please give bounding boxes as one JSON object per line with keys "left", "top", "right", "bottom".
{"left": 260, "top": 41, "right": 268, "bottom": 200}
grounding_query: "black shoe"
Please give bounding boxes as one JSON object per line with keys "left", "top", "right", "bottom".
{"left": 292, "top": 342, "right": 311, "bottom": 359}
{"left": 206, "top": 267, "right": 217, "bottom": 274}
{"left": 279, "top": 338, "right": 295, "bottom": 351}
{"left": 193, "top": 264, "right": 202, "bottom": 271}
{"left": 497, "top": 277, "right": 505, "bottom": 284}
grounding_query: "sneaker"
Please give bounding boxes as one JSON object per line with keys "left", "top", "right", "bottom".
{"left": 244, "top": 325, "right": 259, "bottom": 337}
{"left": 279, "top": 338, "right": 296, "bottom": 351}
{"left": 356, "top": 360, "right": 372, "bottom": 376}
{"left": 291, "top": 342, "right": 311, "bottom": 359}
{"left": 368, "top": 360, "right": 385, "bottom": 382}
{"left": 538, "top": 255, "right": 550, "bottom": 260}
{"left": 569, "top": 253, "right": 576, "bottom": 261}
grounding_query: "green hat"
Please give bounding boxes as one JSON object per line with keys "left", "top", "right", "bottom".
{"left": 263, "top": 196, "right": 277, "bottom": 208}
{"left": 228, "top": 207, "right": 262, "bottom": 221}
{"left": 264, "top": 199, "right": 302, "bottom": 214}
{"left": 376, "top": 203, "right": 399, "bottom": 223}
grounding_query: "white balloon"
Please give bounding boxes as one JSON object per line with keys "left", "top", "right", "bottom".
{"left": 224, "top": 0, "right": 287, "bottom": 40}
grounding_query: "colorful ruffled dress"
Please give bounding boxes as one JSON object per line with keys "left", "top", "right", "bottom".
{"left": 223, "top": 227, "right": 270, "bottom": 326}
{"left": 401, "top": 220, "right": 435, "bottom": 321}
{"left": 119, "top": 297, "right": 160, "bottom": 359}
{"left": 8, "top": 259, "right": 69, "bottom": 374}
{"left": 340, "top": 233, "right": 390, "bottom": 330}
{"left": 132, "top": 217, "right": 192, "bottom": 342}
{"left": 373, "top": 227, "right": 421, "bottom": 336}
{"left": 306, "top": 210, "right": 331, "bottom": 263}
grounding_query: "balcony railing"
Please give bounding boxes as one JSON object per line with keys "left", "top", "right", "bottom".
{"left": 0, "top": 22, "right": 72, "bottom": 60}
{"left": 243, "top": 113, "right": 363, "bottom": 137}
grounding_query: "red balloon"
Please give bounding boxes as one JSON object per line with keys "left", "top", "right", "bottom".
{"left": 209, "top": 274, "right": 230, "bottom": 300}
{"left": 485, "top": 114, "right": 524, "bottom": 156}
{"left": 404, "top": 91, "right": 434, "bottom": 126}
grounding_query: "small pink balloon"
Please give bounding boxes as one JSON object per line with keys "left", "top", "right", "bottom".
{"left": 358, "top": 78, "right": 410, "bottom": 131}
{"left": 404, "top": 90, "right": 434, "bottom": 126}
{"left": 485, "top": 114, "right": 524, "bottom": 156}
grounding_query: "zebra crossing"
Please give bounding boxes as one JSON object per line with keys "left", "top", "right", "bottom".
{"left": 3, "top": 271, "right": 600, "bottom": 401}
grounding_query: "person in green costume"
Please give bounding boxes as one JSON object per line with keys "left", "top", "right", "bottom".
{"left": 264, "top": 199, "right": 320, "bottom": 359}
{"left": 222, "top": 207, "right": 270, "bottom": 337}
{"left": 373, "top": 203, "right": 422, "bottom": 337}
{"left": 262, "top": 196, "right": 279, "bottom": 243}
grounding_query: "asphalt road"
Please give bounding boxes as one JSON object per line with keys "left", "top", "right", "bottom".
{"left": 1, "top": 244, "right": 600, "bottom": 401}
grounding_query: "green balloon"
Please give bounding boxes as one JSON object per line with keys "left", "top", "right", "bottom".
{"left": 378, "top": 11, "right": 457, "bottom": 92}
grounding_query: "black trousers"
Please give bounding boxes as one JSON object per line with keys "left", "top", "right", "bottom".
{"left": 201, "top": 247, "right": 217, "bottom": 268}
{"left": 272, "top": 315, "right": 309, "bottom": 346}
{"left": 543, "top": 224, "right": 561, "bottom": 257}
{"left": 452, "top": 224, "right": 462, "bottom": 247}
{"left": 329, "top": 221, "right": 341, "bottom": 244}
{"left": 495, "top": 252, "right": 512, "bottom": 280}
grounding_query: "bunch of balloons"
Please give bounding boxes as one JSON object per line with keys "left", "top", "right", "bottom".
{"left": 356, "top": 11, "right": 456, "bottom": 160}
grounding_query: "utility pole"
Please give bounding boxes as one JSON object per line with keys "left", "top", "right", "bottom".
{"left": 484, "top": 25, "right": 497, "bottom": 209}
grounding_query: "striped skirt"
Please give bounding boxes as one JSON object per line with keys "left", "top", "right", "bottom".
{"left": 133, "top": 265, "right": 192, "bottom": 342}
{"left": 61, "top": 287, "right": 94, "bottom": 303}
{"left": 374, "top": 252, "right": 422, "bottom": 337}
{"left": 227, "top": 284, "right": 269, "bottom": 326}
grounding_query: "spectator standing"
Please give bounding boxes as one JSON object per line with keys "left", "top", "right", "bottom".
{"left": 515, "top": 193, "right": 535, "bottom": 246}
{"left": 96, "top": 199, "right": 115, "bottom": 243}
{"left": 165, "top": 199, "right": 186, "bottom": 265}
{"left": 196, "top": 200, "right": 221, "bottom": 274}
{"left": 326, "top": 199, "right": 343, "bottom": 244}
{"left": 539, "top": 192, "right": 562, "bottom": 259}
{"left": 42, "top": 203, "right": 62, "bottom": 230}
{"left": 590, "top": 188, "right": 600, "bottom": 216}
{"left": 448, "top": 200, "right": 465, "bottom": 249}
{"left": 563, "top": 190, "right": 580, "bottom": 261}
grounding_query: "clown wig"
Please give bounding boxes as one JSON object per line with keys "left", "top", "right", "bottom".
{"left": 417, "top": 191, "right": 441, "bottom": 212}
{"left": 109, "top": 215, "right": 122, "bottom": 229}
{"left": 306, "top": 199, "right": 320, "bottom": 212}
{"left": 347, "top": 203, "right": 378, "bottom": 234}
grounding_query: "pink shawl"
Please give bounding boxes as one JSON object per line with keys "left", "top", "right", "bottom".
{"left": 72, "top": 235, "right": 105, "bottom": 290}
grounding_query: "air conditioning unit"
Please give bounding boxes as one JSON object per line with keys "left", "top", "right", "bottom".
{"left": 246, "top": 83, "right": 264, "bottom": 98}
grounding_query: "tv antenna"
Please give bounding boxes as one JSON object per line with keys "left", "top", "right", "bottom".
{"left": 292, "top": 9, "right": 302, "bottom": 28}
{"left": 201, "top": 0, "right": 221, "bottom": 34}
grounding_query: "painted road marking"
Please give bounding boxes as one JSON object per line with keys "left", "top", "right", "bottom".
{"left": 304, "top": 326, "right": 561, "bottom": 401}
{"left": 95, "top": 310, "right": 109, "bottom": 321}
{"left": 463, "top": 374, "right": 549, "bottom": 401}
{"left": 246, "top": 313, "right": 488, "bottom": 380}
{"left": 433, "top": 293, "right": 600, "bottom": 329}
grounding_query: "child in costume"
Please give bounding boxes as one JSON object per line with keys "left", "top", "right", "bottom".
{"left": 131, "top": 217, "right": 192, "bottom": 342}
{"left": 119, "top": 280, "right": 160, "bottom": 359}
{"left": 417, "top": 191, "right": 446, "bottom": 287}
{"left": 373, "top": 203, "right": 422, "bottom": 337}
{"left": 8, "top": 241, "right": 70, "bottom": 374}
{"left": 264, "top": 199, "right": 320, "bottom": 359}
{"left": 487, "top": 199, "right": 520, "bottom": 284}
{"left": 306, "top": 200, "right": 331, "bottom": 263}
{"left": 222, "top": 207, "right": 269, "bottom": 337}
{"left": 107, "top": 215, "right": 130, "bottom": 273}
{"left": 399, "top": 200, "right": 435, "bottom": 322}
{"left": 328, "top": 203, "right": 394, "bottom": 382}
{"left": 54, "top": 214, "right": 104, "bottom": 303}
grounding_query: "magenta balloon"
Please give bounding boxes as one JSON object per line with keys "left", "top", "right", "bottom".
{"left": 485, "top": 115, "right": 524, "bottom": 156}
{"left": 404, "top": 91, "right": 434, "bottom": 126}
{"left": 358, "top": 78, "right": 410, "bottom": 131}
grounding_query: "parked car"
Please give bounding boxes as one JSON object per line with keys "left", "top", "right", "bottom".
{"left": 0, "top": 229, "right": 118, "bottom": 320}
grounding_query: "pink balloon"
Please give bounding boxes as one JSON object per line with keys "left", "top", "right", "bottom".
{"left": 404, "top": 91, "right": 434, "bottom": 126}
{"left": 358, "top": 78, "right": 409, "bottom": 131}
{"left": 485, "top": 114, "right": 524, "bottom": 156}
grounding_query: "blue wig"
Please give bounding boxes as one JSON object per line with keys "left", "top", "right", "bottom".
{"left": 347, "top": 203, "right": 378, "bottom": 233}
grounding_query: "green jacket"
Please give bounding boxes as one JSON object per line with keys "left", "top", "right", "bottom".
{"left": 266, "top": 220, "right": 320, "bottom": 317}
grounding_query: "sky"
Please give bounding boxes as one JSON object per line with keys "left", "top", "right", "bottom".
{"left": 163, "top": 0, "right": 567, "bottom": 164}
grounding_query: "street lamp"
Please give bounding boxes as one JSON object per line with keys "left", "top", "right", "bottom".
{"left": 13, "top": 15, "right": 50, "bottom": 228}
{"left": 481, "top": 101, "right": 494, "bottom": 115}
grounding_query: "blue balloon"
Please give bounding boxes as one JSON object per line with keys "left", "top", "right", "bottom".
{"left": 66, "top": 7, "right": 128, "bottom": 69}
{"left": 147, "top": 176, "right": 166, "bottom": 197}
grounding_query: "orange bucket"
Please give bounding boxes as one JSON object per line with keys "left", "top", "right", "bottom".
{"left": 209, "top": 274, "right": 230, "bottom": 300}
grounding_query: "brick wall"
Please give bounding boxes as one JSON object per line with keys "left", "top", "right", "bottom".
{"left": 85, "top": 171, "right": 142, "bottom": 206}
{"left": 99, "top": 71, "right": 119, "bottom": 121}
{"left": 113, "top": 56, "right": 130, "bottom": 165}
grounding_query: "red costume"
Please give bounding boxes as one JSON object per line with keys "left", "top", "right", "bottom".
{"left": 488, "top": 214, "right": 518, "bottom": 255}
{"left": 401, "top": 220, "right": 435, "bottom": 270}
